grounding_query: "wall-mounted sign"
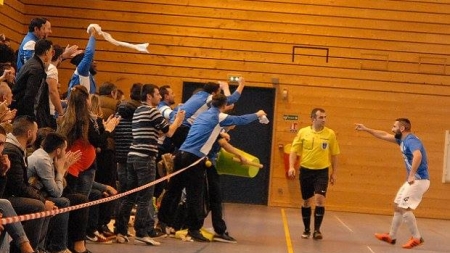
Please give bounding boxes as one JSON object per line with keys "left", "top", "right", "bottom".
{"left": 283, "top": 114, "right": 298, "bottom": 121}
{"left": 290, "top": 123, "right": 298, "bottom": 132}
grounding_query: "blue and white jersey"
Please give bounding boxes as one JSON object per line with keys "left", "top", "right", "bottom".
{"left": 207, "top": 130, "right": 226, "bottom": 166}
{"left": 68, "top": 36, "right": 96, "bottom": 94}
{"left": 157, "top": 101, "right": 173, "bottom": 120}
{"left": 396, "top": 134, "right": 430, "bottom": 180}
{"left": 180, "top": 107, "right": 257, "bottom": 158}
{"left": 171, "top": 90, "right": 241, "bottom": 127}
{"left": 17, "top": 32, "right": 39, "bottom": 72}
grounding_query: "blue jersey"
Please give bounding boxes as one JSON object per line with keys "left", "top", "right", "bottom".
{"left": 17, "top": 32, "right": 39, "bottom": 72}
{"left": 180, "top": 107, "right": 257, "bottom": 158}
{"left": 157, "top": 101, "right": 173, "bottom": 120}
{"left": 207, "top": 131, "right": 226, "bottom": 166}
{"left": 68, "top": 36, "right": 96, "bottom": 95}
{"left": 171, "top": 90, "right": 241, "bottom": 126}
{"left": 396, "top": 134, "right": 429, "bottom": 180}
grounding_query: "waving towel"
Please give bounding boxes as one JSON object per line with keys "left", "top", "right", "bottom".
{"left": 87, "top": 24, "right": 149, "bottom": 53}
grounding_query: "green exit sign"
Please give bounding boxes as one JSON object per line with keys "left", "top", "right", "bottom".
{"left": 283, "top": 115, "right": 298, "bottom": 120}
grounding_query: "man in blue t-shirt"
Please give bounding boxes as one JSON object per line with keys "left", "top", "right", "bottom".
{"left": 355, "top": 118, "right": 430, "bottom": 249}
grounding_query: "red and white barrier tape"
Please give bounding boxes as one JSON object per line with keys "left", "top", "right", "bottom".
{"left": 1, "top": 156, "right": 205, "bottom": 225}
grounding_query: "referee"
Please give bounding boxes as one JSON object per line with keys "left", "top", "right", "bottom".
{"left": 288, "top": 108, "right": 340, "bottom": 240}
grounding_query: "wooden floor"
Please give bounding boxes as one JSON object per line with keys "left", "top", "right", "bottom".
{"left": 88, "top": 203, "right": 450, "bottom": 253}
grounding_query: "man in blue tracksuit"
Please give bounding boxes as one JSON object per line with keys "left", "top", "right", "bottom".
{"left": 158, "top": 93, "right": 266, "bottom": 242}
{"left": 68, "top": 27, "right": 97, "bottom": 95}
{"left": 17, "top": 18, "right": 47, "bottom": 72}
{"left": 169, "top": 78, "right": 245, "bottom": 148}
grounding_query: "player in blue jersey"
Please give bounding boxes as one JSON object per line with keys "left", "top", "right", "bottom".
{"left": 158, "top": 93, "right": 266, "bottom": 242}
{"left": 169, "top": 78, "right": 245, "bottom": 148}
{"left": 355, "top": 118, "right": 430, "bottom": 249}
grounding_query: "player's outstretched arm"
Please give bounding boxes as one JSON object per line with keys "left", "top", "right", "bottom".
{"left": 355, "top": 123, "right": 396, "bottom": 143}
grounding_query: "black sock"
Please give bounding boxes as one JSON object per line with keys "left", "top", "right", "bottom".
{"left": 301, "top": 207, "right": 311, "bottom": 232}
{"left": 314, "top": 206, "right": 325, "bottom": 231}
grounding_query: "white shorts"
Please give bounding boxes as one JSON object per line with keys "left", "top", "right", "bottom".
{"left": 394, "top": 180, "right": 430, "bottom": 210}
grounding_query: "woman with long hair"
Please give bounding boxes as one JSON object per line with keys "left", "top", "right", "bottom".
{"left": 57, "top": 85, "right": 119, "bottom": 242}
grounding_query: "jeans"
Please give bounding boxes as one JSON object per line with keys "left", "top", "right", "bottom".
{"left": 8, "top": 197, "right": 45, "bottom": 253}
{"left": 65, "top": 193, "right": 88, "bottom": 246}
{"left": 116, "top": 162, "right": 128, "bottom": 195}
{"left": 46, "top": 197, "right": 70, "bottom": 251}
{"left": 87, "top": 188, "right": 114, "bottom": 235}
{"left": 116, "top": 155, "right": 156, "bottom": 237}
{"left": 0, "top": 199, "right": 29, "bottom": 253}
{"left": 114, "top": 162, "right": 127, "bottom": 231}
{"left": 66, "top": 163, "right": 96, "bottom": 197}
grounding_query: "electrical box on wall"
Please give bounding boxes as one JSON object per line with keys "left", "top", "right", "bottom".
{"left": 442, "top": 130, "right": 450, "bottom": 183}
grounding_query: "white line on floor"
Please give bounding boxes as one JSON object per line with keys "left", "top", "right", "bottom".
{"left": 334, "top": 215, "right": 353, "bottom": 232}
{"left": 367, "top": 246, "right": 376, "bottom": 253}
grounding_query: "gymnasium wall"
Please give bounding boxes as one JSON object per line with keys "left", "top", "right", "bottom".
{"left": 0, "top": 0, "right": 24, "bottom": 46}
{"left": 2, "top": 0, "right": 450, "bottom": 219}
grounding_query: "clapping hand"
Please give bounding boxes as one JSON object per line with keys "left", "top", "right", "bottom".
{"left": 64, "top": 150, "right": 82, "bottom": 169}
{"left": 103, "top": 114, "right": 120, "bottom": 133}
{"left": 1, "top": 109, "right": 16, "bottom": 122}
{"left": 62, "top": 44, "right": 81, "bottom": 60}
{"left": 55, "top": 150, "right": 82, "bottom": 175}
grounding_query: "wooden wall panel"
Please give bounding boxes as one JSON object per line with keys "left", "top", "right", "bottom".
{"left": 0, "top": 0, "right": 25, "bottom": 48}
{"left": 5, "top": 0, "right": 450, "bottom": 219}
{"left": 273, "top": 85, "right": 450, "bottom": 218}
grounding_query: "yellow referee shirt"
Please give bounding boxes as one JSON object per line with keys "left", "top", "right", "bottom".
{"left": 290, "top": 126, "right": 340, "bottom": 169}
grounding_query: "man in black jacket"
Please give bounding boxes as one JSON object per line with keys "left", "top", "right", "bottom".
{"left": 12, "top": 39, "right": 53, "bottom": 120}
{"left": 2, "top": 116, "right": 56, "bottom": 253}
{"left": 0, "top": 125, "right": 35, "bottom": 253}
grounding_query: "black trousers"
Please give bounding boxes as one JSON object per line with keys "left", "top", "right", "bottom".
{"left": 206, "top": 166, "right": 227, "bottom": 234}
{"left": 158, "top": 151, "right": 207, "bottom": 231}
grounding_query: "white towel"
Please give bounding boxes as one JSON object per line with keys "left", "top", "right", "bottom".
{"left": 87, "top": 24, "right": 149, "bottom": 53}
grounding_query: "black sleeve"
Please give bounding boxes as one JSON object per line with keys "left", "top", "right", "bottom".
{"left": 88, "top": 118, "right": 113, "bottom": 150}
{"left": 3, "top": 147, "right": 45, "bottom": 202}
{"left": 0, "top": 176, "right": 6, "bottom": 197}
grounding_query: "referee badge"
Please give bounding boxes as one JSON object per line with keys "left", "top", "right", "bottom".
{"left": 321, "top": 142, "right": 328, "bottom": 149}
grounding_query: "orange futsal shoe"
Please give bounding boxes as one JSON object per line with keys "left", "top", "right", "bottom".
{"left": 374, "top": 233, "right": 396, "bottom": 245}
{"left": 402, "top": 237, "right": 424, "bottom": 249}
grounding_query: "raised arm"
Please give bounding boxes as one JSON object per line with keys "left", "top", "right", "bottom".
{"left": 165, "top": 109, "right": 185, "bottom": 137}
{"left": 355, "top": 123, "right": 397, "bottom": 143}
{"left": 235, "top": 77, "right": 245, "bottom": 94}
{"left": 77, "top": 29, "right": 96, "bottom": 77}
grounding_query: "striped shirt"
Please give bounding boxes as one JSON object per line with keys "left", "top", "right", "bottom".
{"left": 129, "top": 103, "right": 169, "bottom": 157}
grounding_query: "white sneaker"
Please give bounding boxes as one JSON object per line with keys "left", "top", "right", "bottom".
{"left": 86, "top": 231, "right": 113, "bottom": 244}
{"left": 135, "top": 236, "right": 161, "bottom": 246}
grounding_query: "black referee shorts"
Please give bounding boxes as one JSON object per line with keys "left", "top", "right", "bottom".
{"left": 299, "top": 167, "right": 329, "bottom": 200}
